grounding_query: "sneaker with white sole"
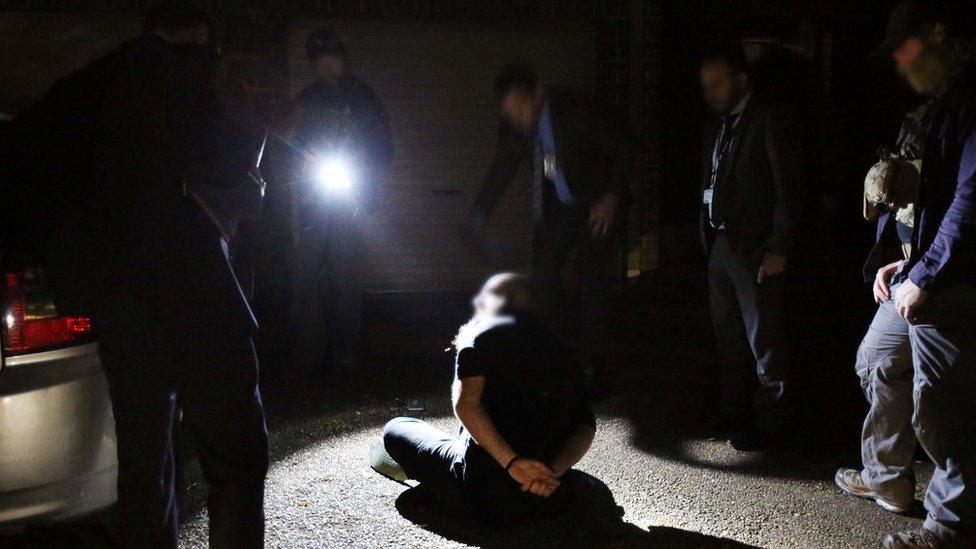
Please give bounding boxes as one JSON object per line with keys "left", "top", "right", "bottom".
{"left": 882, "top": 527, "right": 946, "bottom": 548}
{"left": 834, "top": 468, "right": 912, "bottom": 514}
{"left": 369, "top": 437, "right": 409, "bottom": 483}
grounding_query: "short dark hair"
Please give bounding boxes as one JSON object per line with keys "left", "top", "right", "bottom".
{"left": 142, "top": 1, "right": 214, "bottom": 35}
{"left": 701, "top": 47, "right": 750, "bottom": 75}
{"left": 494, "top": 63, "right": 538, "bottom": 101}
{"left": 306, "top": 29, "right": 348, "bottom": 60}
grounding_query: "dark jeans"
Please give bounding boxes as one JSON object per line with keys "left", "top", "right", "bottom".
{"left": 383, "top": 417, "right": 615, "bottom": 523}
{"left": 707, "top": 232, "right": 787, "bottom": 428}
{"left": 98, "top": 322, "right": 269, "bottom": 549}
{"left": 533, "top": 204, "right": 613, "bottom": 351}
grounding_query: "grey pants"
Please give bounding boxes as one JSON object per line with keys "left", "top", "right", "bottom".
{"left": 856, "top": 282, "right": 976, "bottom": 541}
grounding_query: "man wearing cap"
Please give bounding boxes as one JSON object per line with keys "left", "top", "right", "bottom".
{"left": 835, "top": 3, "right": 976, "bottom": 548}
{"left": 289, "top": 29, "right": 393, "bottom": 381}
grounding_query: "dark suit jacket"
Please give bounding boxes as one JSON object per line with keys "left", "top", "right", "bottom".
{"left": 700, "top": 97, "right": 803, "bottom": 257}
{"left": 866, "top": 70, "right": 976, "bottom": 290}
{"left": 3, "top": 33, "right": 260, "bottom": 340}
{"left": 469, "top": 89, "right": 634, "bottom": 224}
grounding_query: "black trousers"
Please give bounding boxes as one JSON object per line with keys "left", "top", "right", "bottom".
{"left": 289, "top": 207, "right": 363, "bottom": 377}
{"left": 707, "top": 232, "right": 787, "bottom": 427}
{"left": 533, "top": 204, "right": 613, "bottom": 350}
{"left": 98, "top": 320, "right": 269, "bottom": 549}
{"left": 382, "top": 417, "right": 614, "bottom": 523}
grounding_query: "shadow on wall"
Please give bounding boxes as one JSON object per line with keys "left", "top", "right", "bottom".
{"left": 394, "top": 474, "right": 755, "bottom": 548}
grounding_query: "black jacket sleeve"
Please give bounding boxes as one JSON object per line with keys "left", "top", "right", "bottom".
{"left": 357, "top": 85, "right": 394, "bottom": 169}
{"left": 467, "top": 121, "right": 530, "bottom": 225}
{"left": 762, "top": 104, "right": 804, "bottom": 256}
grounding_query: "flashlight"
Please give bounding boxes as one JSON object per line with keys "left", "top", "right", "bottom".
{"left": 314, "top": 158, "right": 353, "bottom": 193}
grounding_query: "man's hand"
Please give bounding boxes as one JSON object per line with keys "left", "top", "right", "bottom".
{"left": 894, "top": 279, "right": 929, "bottom": 324}
{"left": 757, "top": 253, "right": 787, "bottom": 284}
{"left": 507, "top": 458, "right": 560, "bottom": 496}
{"left": 588, "top": 194, "right": 618, "bottom": 237}
{"left": 873, "top": 260, "right": 904, "bottom": 303}
{"left": 525, "top": 479, "right": 558, "bottom": 498}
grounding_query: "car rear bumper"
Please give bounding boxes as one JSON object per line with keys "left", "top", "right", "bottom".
{"left": 0, "top": 343, "right": 117, "bottom": 525}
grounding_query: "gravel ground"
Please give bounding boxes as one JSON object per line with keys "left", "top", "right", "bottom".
{"left": 171, "top": 365, "right": 929, "bottom": 549}
{"left": 3, "top": 287, "right": 934, "bottom": 548}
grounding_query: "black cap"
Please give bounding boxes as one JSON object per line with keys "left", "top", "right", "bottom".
{"left": 873, "top": 1, "right": 939, "bottom": 57}
{"left": 306, "top": 29, "right": 347, "bottom": 60}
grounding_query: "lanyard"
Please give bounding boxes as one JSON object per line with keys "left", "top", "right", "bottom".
{"left": 711, "top": 116, "right": 738, "bottom": 177}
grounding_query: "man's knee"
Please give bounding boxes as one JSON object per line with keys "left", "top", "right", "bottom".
{"left": 854, "top": 339, "right": 874, "bottom": 387}
{"left": 911, "top": 379, "right": 948, "bottom": 442}
{"left": 383, "top": 417, "right": 417, "bottom": 462}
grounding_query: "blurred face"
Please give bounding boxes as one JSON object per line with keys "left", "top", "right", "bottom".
{"left": 500, "top": 88, "right": 541, "bottom": 134}
{"left": 893, "top": 30, "right": 951, "bottom": 96}
{"left": 893, "top": 36, "right": 927, "bottom": 71}
{"left": 313, "top": 54, "right": 347, "bottom": 87}
{"left": 473, "top": 274, "right": 534, "bottom": 317}
{"left": 701, "top": 59, "right": 748, "bottom": 114}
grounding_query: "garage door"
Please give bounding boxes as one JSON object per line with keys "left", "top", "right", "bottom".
{"left": 288, "top": 20, "right": 596, "bottom": 293}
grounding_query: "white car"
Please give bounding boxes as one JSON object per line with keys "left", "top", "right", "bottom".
{"left": 0, "top": 252, "right": 117, "bottom": 527}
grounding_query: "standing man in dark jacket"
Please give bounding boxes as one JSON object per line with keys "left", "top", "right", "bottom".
{"left": 4, "top": 3, "right": 269, "bottom": 547}
{"left": 466, "top": 64, "right": 634, "bottom": 365}
{"left": 698, "top": 48, "right": 802, "bottom": 450}
{"left": 835, "top": 3, "right": 976, "bottom": 548}
{"left": 289, "top": 29, "right": 393, "bottom": 380}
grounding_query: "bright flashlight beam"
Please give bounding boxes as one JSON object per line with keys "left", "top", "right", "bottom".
{"left": 316, "top": 160, "right": 353, "bottom": 192}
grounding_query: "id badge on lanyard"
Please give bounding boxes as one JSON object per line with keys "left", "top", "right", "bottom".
{"left": 543, "top": 152, "right": 557, "bottom": 181}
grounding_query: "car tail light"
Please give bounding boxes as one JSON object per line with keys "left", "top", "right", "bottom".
{"left": 2, "top": 258, "right": 93, "bottom": 356}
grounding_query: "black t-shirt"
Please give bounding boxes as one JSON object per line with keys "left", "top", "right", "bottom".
{"left": 454, "top": 313, "right": 595, "bottom": 471}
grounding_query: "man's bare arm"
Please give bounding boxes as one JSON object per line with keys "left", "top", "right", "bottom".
{"left": 548, "top": 424, "right": 596, "bottom": 476}
{"left": 452, "top": 376, "right": 560, "bottom": 495}
{"left": 452, "top": 376, "right": 515, "bottom": 467}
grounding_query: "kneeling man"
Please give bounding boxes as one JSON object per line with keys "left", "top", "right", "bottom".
{"left": 378, "top": 273, "right": 599, "bottom": 521}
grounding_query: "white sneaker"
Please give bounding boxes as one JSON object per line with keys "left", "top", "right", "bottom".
{"left": 369, "top": 437, "right": 408, "bottom": 483}
{"left": 834, "top": 468, "right": 912, "bottom": 514}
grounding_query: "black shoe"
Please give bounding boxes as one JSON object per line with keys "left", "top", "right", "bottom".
{"left": 727, "top": 431, "right": 767, "bottom": 452}
{"left": 702, "top": 416, "right": 741, "bottom": 439}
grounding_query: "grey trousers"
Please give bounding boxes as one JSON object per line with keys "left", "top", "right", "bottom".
{"left": 856, "top": 282, "right": 976, "bottom": 541}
